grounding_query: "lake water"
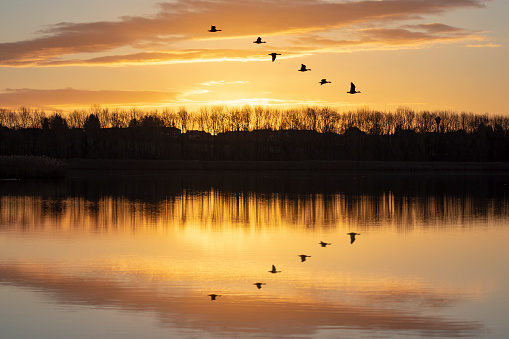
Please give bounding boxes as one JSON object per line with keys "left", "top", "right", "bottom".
{"left": 1, "top": 171, "right": 509, "bottom": 338}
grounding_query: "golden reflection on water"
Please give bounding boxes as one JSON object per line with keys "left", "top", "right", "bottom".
{"left": 1, "top": 177, "right": 507, "bottom": 338}
{"left": 1, "top": 188, "right": 507, "bottom": 232}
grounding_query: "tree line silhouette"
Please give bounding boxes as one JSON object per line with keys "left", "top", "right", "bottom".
{"left": 1, "top": 105, "right": 509, "bottom": 161}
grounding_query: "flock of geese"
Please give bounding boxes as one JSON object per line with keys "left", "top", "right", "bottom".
{"left": 205, "top": 25, "right": 361, "bottom": 301}
{"left": 207, "top": 232, "right": 361, "bottom": 300}
{"left": 208, "top": 25, "right": 361, "bottom": 95}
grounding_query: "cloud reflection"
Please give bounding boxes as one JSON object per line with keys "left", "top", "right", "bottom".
{"left": 0, "top": 262, "right": 485, "bottom": 337}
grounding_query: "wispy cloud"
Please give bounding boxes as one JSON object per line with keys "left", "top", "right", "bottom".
{"left": 291, "top": 24, "right": 482, "bottom": 51}
{"left": 359, "top": 26, "right": 478, "bottom": 45}
{"left": 0, "top": 88, "right": 179, "bottom": 109}
{"left": 36, "top": 50, "right": 275, "bottom": 66}
{"left": 405, "top": 23, "right": 466, "bottom": 33}
{"left": 201, "top": 80, "right": 249, "bottom": 86}
{"left": 0, "top": 0, "right": 488, "bottom": 66}
{"left": 466, "top": 43, "right": 502, "bottom": 48}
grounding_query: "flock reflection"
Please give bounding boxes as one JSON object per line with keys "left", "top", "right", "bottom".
{"left": 1, "top": 171, "right": 506, "bottom": 338}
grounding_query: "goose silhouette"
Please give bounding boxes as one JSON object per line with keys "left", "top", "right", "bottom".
{"left": 298, "top": 64, "right": 311, "bottom": 72}
{"left": 319, "top": 241, "right": 331, "bottom": 247}
{"left": 347, "top": 232, "right": 360, "bottom": 244}
{"left": 208, "top": 294, "right": 221, "bottom": 300}
{"left": 269, "top": 265, "right": 281, "bottom": 273}
{"left": 208, "top": 25, "right": 221, "bottom": 32}
{"left": 298, "top": 254, "right": 311, "bottom": 262}
{"left": 253, "top": 282, "right": 266, "bottom": 289}
{"left": 254, "top": 37, "right": 266, "bottom": 44}
{"left": 319, "top": 79, "right": 331, "bottom": 85}
{"left": 268, "top": 53, "right": 281, "bottom": 62}
{"left": 347, "top": 82, "right": 360, "bottom": 94}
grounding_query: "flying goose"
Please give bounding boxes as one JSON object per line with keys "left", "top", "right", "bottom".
{"left": 319, "top": 79, "right": 331, "bottom": 85}
{"left": 208, "top": 25, "right": 221, "bottom": 32}
{"left": 254, "top": 37, "right": 266, "bottom": 44}
{"left": 347, "top": 82, "right": 361, "bottom": 94}
{"left": 298, "top": 254, "right": 311, "bottom": 262}
{"left": 268, "top": 53, "right": 281, "bottom": 62}
{"left": 298, "top": 64, "right": 311, "bottom": 72}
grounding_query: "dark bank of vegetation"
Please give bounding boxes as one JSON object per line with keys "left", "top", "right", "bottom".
{"left": 1, "top": 105, "right": 509, "bottom": 164}
{"left": 0, "top": 155, "right": 67, "bottom": 178}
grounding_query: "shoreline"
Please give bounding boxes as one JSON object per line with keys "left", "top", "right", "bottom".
{"left": 68, "top": 159, "right": 509, "bottom": 173}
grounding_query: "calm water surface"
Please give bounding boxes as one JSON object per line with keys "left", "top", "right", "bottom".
{"left": 1, "top": 171, "right": 509, "bottom": 338}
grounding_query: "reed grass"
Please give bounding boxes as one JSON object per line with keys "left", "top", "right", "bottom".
{"left": 0, "top": 155, "right": 67, "bottom": 178}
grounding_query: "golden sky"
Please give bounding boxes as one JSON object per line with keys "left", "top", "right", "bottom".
{"left": 0, "top": 0, "right": 507, "bottom": 114}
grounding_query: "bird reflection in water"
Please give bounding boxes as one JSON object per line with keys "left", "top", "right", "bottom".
{"left": 269, "top": 265, "right": 281, "bottom": 273}
{"left": 208, "top": 294, "right": 221, "bottom": 301}
{"left": 253, "top": 282, "right": 266, "bottom": 289}
{"left": 347, "top": 232, "right": 360, "bottom": 244}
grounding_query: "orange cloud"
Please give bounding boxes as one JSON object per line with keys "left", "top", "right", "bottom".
{"left": 0, "top": 0, "right": 488, "bottom": 66}
{"left": 466, "top": 43, "right": 502, "bottom": 48}
{"left": 37, "top": 49, "right": 289, "bottom": 66}
{"left": 405, "top": 22, "right": 466, "bottom": 33}
{"left": 0, "top": 88, "right": 179, "bottom": 109}
{"left": 359, "top": 26, "right": 475, "bottom": 45}
{"left": 290, "top": 24, "right": 481, "bottom": 51}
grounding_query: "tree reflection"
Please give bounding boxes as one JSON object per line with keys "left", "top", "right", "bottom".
{"left": 1, "top": 172, "right": 509, "bottom": 232}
